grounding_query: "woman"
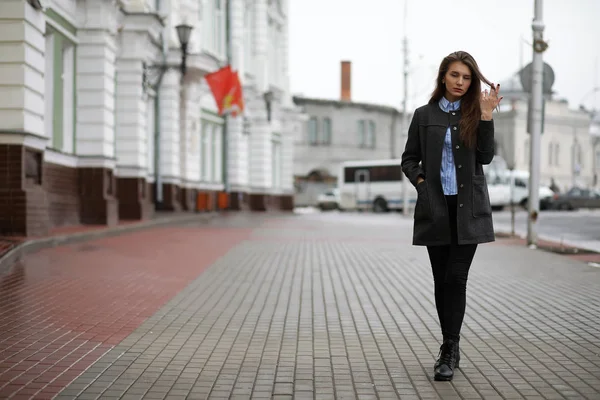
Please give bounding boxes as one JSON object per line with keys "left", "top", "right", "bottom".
{"left": 400, "top": 51, "right": 502, "bottom": 382}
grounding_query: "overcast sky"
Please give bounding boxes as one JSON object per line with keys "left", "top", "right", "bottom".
{"left": 288, "top": 0, "right": 600, "bottom": 113}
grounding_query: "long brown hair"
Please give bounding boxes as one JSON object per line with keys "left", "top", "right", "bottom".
{"left": 429, "top": 51, "right": 493, "bottom": 149}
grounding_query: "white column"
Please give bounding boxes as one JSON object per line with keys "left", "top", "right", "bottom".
{"left": 280, "top": 118, "right": 294, "bottom": 192}
{"left": 187, "top": 84, "right": 201, "bottom": 183}
{"left": 254, "top": 0, "right": 268, "bottom": 92}
{"left": 248, "top": 107, "right": 272, "bottom": 189}
{"left": 0, "top": 0, "right": 46, "bottom": 148}
{"left": 230, "top": 0, "right": 244, "bottom": 71}
{"left": 114, "top": 13, "right": 164, "bottom": 178}
{"left": 245, "top": 0, "right": 271, "bottom": 191}
{"left": 214, "top": 124, "right": 223, "bottom": 183}
{"left": 280, "top": 0, "right": 292, "bottom": 105}
{"left": 227, "top": 113, "right": 249, "bottom": 188}
{"left": 179, "top": 82, "right": 188, "bottom": 184}
{"left": 75, "top": 1, "right": 119, "bottom": 161}
{"left": 220, "top": 0, "right": 249, "bottom": 190}
{"left": 159, "top": 69, "right": 181, "bottom": 183}
{"left": 114, "top": 56, "right": 146, "bottom": 176}
{"left": 180, "top": 82, "right": 201, "bottom": 185}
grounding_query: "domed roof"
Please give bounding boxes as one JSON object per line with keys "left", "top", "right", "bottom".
{"left": 497, "top": 62, "right": 555, "bottom": 101}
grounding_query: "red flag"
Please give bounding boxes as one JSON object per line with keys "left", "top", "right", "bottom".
{"left": 204, "top": 65, "right": 244, "bottom": 116}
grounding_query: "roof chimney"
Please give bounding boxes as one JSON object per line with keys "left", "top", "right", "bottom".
{"left": 341, "top": 61, "right": 351, "bottom": 101}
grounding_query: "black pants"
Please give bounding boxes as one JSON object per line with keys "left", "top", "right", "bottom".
{"left": 426, "top": 195, "right": 477, "bottom": 342}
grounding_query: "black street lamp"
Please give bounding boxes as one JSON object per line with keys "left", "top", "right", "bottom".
{"left": 175, "top": 23, "right": 193, "bottom": 76}
{"left": 263, "top": 90, "right": 274, "bottom": 122}
{"left": 143, "top": 23, "right": 194, "bottom": 92}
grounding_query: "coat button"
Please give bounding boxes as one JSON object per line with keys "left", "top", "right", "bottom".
{"left": 455, "top": 145, "right": 460, "bottom": 149}
{"left": 452, "top": 112, "right": 456, "bottom": 116}
{"left": 453, "top": 126, "right": 457, "bottom": 130}
{"left": 458, "top": 164, "right": 462, "bottom": 169}
{"left": 460, "top": 184, "right": 464, "bottom": 188}
{"left": 459, "top": 203, "right": 464, "bottom": 208}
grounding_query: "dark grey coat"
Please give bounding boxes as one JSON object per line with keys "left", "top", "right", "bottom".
{"left": 401, "top": 102, "right": 496, "bottom": 246}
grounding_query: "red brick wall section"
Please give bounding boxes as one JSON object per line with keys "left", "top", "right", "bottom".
{"left": 161, "top": 183, "right": 182, "bottom": 211}
{"left": 280, "top": 195, "right": 294, "bottom": 211}
{"left": 117, "top": 178, "right": 153, "bottom": 221}
{"left": 0, "top": 145, "right": 50, "bottom": 237}
{"left": 25, "top": 187, "right": 50, "bottom": 237}
{"left": 0, "top": 145, "right": 23, "bottom": 235}
{"left": 180, "top": 187, "right": 197, "bottom": 211}
{"left": 79, "top": 168, "right": 118, "bottom": 226}
{"left": 44, "top": 162, "right": 80, "bottom": 228}
{"left": 249, "top": 194, "right": 267, "bottom": 211}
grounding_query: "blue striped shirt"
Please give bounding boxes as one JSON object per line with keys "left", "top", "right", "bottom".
{"left": 439, "top": 97, "right": 460, "bottom": 195}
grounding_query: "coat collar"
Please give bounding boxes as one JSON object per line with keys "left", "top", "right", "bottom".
{"left": 426, "top": 101, "right": 462, "bottom": 127}
{"left": 439, "top": 96, "right": 461, "bottom": 112}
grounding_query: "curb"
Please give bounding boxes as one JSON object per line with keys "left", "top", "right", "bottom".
{"left": 495, "top": 230, "right": 600, "bottom": 256}
{"left": 0, "top": 212, "right": 219, "bottom": 275}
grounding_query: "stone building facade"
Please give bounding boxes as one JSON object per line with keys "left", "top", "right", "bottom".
{"left": 291, "top": 62, "right": 404, "bottom": 206}
{"left": 0, "top": 0, "right": 302, "bottom": 237}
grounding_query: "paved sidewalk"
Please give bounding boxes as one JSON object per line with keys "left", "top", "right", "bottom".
{"left": 1, "top": 212, "right": 599, "bottom": 399}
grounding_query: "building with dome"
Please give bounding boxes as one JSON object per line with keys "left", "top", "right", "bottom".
{"left": 493, "top": 62, "right": 598, "bottom": 190}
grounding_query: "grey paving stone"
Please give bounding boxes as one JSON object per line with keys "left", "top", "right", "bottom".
{"left": 53, "top": 214, "right": 600, "bottom": 399}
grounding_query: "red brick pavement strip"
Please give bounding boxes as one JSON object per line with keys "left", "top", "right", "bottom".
{"left": 0, "top": 226, "right": 253, "bottom": 400}
{"left": 0, "top": 225, "right": 125, "bottom": 260}
{"left": 0, "top": 212, "right": 218, "bottom": 269}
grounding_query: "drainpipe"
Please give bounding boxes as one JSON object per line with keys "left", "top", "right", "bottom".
{"left": 154, "top": 1, "right": 168, "bottom": 208}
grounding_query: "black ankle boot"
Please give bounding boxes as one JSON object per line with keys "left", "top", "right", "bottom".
{"left": 434, "top": 339, "right": 459, "bottom": 381}
{"left": 434, "top": 339, "right": 460, "bottom": 370}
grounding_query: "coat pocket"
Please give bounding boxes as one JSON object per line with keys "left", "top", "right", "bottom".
{"left": 414, "top": 181, "right": 433, "bottom": 221}
{"left": 471, "top": 174, "right": 492, "bottom": 217}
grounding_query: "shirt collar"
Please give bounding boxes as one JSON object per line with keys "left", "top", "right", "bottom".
{"left": 439, "top": 96, "right": 461, "bottom": 112}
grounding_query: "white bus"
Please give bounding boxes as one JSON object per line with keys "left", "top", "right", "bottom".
{"left": 337, "top": 159, "right": 417, "bottom": 212}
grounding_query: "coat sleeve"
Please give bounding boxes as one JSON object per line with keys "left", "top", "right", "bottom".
{"left": 476, "top": 119, "right": 495, "bottom": 165}
{"left": 401, "top": 109, "right": 425, "bottom": 187}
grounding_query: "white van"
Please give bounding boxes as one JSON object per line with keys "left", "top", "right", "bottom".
{"left": 508, "top": 170, "right": 555, "bottom": 210}
{"left": 485, "top": 168, "right": 554, "bottom": 210}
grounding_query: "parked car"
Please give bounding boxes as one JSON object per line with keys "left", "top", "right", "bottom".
{"left": 316, "top": 189, "right": 340, "bottom": 211}
{"left": 549, "top": 187, "right": 600, "bottom": 210}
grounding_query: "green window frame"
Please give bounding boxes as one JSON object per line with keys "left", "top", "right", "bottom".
{"left": 44, "top": 9, "right": 77, "bottom": 153}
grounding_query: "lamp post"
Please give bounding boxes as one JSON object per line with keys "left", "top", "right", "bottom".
{"left": 263, "top": 91, "right": 274, "bottom": 122}
{"left": 526, "top": 0, "right": 547, "bottom": 247}
{"left": 143, "top": 23, "right": 194, "bottom": 90}
{"left": 142, "top": 23, "right": 193, "bottom": 210}
{"left": 175, "top": 23, "right": 193, "bottom": 76}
